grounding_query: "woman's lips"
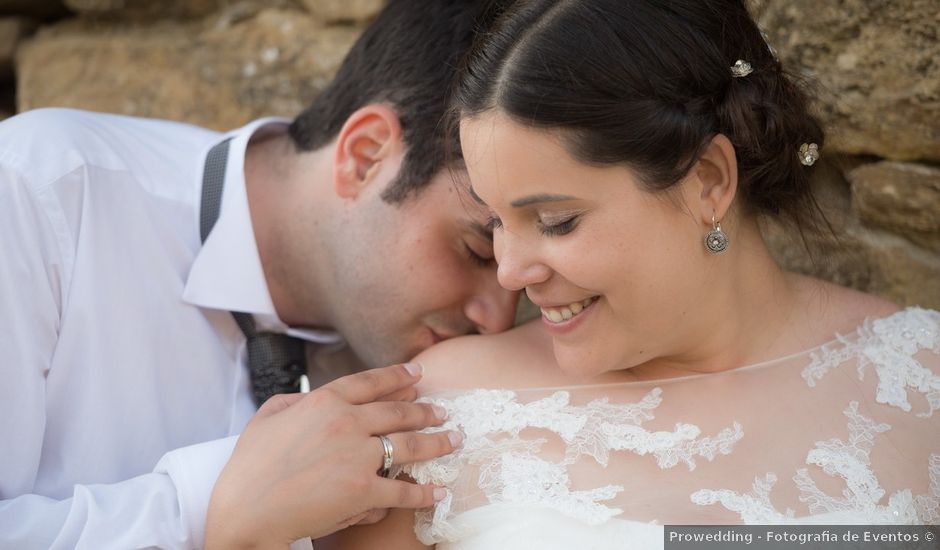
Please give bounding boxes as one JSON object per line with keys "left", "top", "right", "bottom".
{"left": 539, "top": 296, "right": 600, "bottom": 335}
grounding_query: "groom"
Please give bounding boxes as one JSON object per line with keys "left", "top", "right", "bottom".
{"left": 0, "top": 1, "right": 516, "bottom": 548}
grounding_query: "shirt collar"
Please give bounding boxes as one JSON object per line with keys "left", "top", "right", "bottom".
{"left": 183, "top": 118, "right": 341, "bottom": 345}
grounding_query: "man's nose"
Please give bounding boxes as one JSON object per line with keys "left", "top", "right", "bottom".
{"left": 464, "top": 274, "right": 519, "bottom": 335}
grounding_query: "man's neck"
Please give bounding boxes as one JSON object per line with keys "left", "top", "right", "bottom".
{"left": 243, "top": 126, "right": 331, "bottom": 328}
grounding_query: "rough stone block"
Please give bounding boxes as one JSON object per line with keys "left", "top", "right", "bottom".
{"left": 16, "top": 8, "right": 359, "bottom": 130}
{"left": 0, "top": 17, "right": 36, "bottom": 78}
{"left": 849, "top": 161, "right": 940, "bottom": 252}
{"left": 301, "top": 0, "right": 384, "bottom": 24}
{"left": 756, "top": 0, "right": 940, "bottom": 161}
{"left": 62, "top": 0, "right": 294, "bottom": 20}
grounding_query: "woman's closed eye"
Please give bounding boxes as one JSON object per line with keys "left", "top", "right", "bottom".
{"left": 538, "top": 215, "right": 579, "bottom": 236}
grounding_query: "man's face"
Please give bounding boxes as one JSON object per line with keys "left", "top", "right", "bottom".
{"left": 322, "top": 167, "right": 520, "bottom": 368}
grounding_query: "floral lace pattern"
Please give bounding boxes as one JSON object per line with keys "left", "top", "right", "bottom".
{"left": 405, "top": 388, "right": 743, "bottom": 544}
{"left": 692, "top": 402, "right": 940, "bottom": 524}
{"left": 408, "top": 308, "right": 939, "bottom": 544}
{"left": 802, "top": 307, "right": 940, "bottom": 417}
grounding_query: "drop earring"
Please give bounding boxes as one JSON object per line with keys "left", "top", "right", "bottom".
{"left": 704, "top": 215, "right": 729, "bottom": 254}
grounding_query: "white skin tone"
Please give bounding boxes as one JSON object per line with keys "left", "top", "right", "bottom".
{"left": 245, "top": 104, "right": 518, "bottom": 369}
{"left": 205, "top": 105, "right": 520, "bottom": 548}
{"left": 322, "top": 112, "right": 898, "bottom": 549}
{"left": 457, "top": 113, "right": 896, "bottom": 382}
{"left": 207, "top": 363, "right": 460, "bottom": 549}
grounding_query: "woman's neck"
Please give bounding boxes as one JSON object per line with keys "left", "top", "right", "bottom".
{"left": 613, "top": 222, "right": 820, "bottom": 383}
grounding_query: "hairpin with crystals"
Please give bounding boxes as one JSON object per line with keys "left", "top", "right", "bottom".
{"left": 799, "top": 143, "right": 820, "bottom": 166}
{"left": 730, "top": 59, "right": 753, "bottom": 78}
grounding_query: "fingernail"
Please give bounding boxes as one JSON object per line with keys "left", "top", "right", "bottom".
{"left": 433, "top": 405, "right": 448, "bottom": 421}
{"left": 448, "top": 431, "right": 463, "bottom": 448}
{"left": 433, "top": 487, "right": 448, "bottom": 502}
{"left": 404, "top": 362, "right": 423, "bottom": 377}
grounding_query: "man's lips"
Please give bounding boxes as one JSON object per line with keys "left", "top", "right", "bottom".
{"left": 429, "top": 328, "right": 446, "bottom": 345}
{"left": 427, "top": 327, "right": 464, "bottom": 345}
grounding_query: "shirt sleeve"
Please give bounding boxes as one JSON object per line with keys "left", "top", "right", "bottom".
{"left": 0, "top": 163, "right": 238, "bottom": 549}
{"left": 0, "top": 437, "right": 238, "bottom": 550}
{"left": 0, "top": 162, "right": 62, "bottom": 507}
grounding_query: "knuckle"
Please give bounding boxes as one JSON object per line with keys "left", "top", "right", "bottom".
{"left": 405, "top": 433, "right": 421, "bottom": 456}
{"left": 357, "top": 370, "right": 382, "bottom": 392}
{"left": 391, "top": 402, "right": 409, "bottom": 422}
{"left": 396, "top": 386, "right": 418, "bottom": 401}
{"left": 424, "top": 403, "right": 441, "bottom": 425}
{"left": 398, "top": 482, "right": 420, "bottom": 506}
{"left": 437, "top": 433, "right": 453, "bottom": 454}
{"left": 307, "top": 387, "right": 338, "bottom": 407}
{"left": 255, "top": 395, "right": 281, "bottom": 414}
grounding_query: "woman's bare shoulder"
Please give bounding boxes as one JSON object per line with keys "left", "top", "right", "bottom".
{"left": 412, "top": 320, "right": 573, "bottom": 394}
{"left": 795, "top": 275, "right": 901, "bottom": 329}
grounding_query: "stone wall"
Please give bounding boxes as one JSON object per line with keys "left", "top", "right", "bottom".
{"left": 3, "top": 0, "right": 938, "bottom": 309}
{"left": 752, "top": 0, "right": 940, "bottom": 309}
{"left": 5, "top": 0, "right": 382, "bottom": 127}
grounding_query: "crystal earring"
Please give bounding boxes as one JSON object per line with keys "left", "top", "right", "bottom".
{"left": 704, "top": 215, "right": 729, "bottom": 254}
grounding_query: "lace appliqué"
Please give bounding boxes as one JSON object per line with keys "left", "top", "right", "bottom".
{"left": 692, "top": 401, "right": 940, "bottom": 524}
{"left": 802, "top": 307, "right": 940, "bottom": 418}
{"left": 406, "top": 388, "right": 743, "bottom": 544}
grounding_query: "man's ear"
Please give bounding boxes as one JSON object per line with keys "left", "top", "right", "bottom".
{"left": 684, "top": 133, "right": 739, "bottom": 226}
{"left": 332, "top": 104, "right": 403, "bottom": 199}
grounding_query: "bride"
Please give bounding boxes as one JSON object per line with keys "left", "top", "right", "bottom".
{"left": 323, "top": 0, "right": 940, "bottom": 547}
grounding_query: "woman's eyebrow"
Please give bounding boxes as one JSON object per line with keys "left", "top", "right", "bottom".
{"left": 509, "top": 193, "right": 576, "bottom": 207}
{"left": 468, "top": 187, "right": 577, "bottom": 208}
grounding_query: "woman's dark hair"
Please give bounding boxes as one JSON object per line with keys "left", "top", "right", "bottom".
{"left": 454, "top": 0, "right": 826, "bottom": 229}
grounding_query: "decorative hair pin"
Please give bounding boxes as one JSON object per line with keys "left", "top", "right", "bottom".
{"left": 730, "top": 59, "right": 753, "bottom": 78}
{"left": 799, "top": 143, "right": 820, "bottom": 166}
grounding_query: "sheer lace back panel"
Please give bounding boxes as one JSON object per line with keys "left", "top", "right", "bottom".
{"left": 404, "top": 308, "right": 940, "bottom": 546}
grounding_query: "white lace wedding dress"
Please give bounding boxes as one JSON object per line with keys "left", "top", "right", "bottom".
{"left": 402, "top": 308, "right": 940, "bottom": 549}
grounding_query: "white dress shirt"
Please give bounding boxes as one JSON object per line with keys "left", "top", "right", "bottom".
{"left": 0, "top": 108, "right": 340, "bottom": 549}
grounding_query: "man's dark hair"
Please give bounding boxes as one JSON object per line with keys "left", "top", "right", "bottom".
{"left": 289, "top": 0, "right": 508, "bottom": 203}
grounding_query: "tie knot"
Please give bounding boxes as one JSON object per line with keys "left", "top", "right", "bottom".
{"left": 245, "top": 331, "right": 308, "bottom": 406}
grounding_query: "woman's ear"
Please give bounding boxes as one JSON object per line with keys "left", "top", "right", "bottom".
{"left": 685, "top": 133, "right": 739, "bottom": 225}
{"left": 332, "top": 104, "right": 404, "bottom": 199}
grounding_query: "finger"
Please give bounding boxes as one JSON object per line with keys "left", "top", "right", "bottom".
{"left": 326, "top": 363, "right": 422, "bottom": 405}
{"left": 379, "top": 430, "right": 462, "bottom": 468}
{"left": 358, "top": 401, "right": 446, "bottom": 435}
{"left": 352, "top": 508, "right": 388, "bottom": 526}
{"left": 371, "top": 478, "right": 447, "bottom": 510}
{"left": 337, "top": 511, "right": 368, "bottom": 530}
{"left": 255, "top": 392, "right": 306, "bottom": 419}
{"left": 375, "top": 385, "right": 418, "bottom": 403}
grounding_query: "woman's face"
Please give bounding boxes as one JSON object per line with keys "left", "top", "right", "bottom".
{"left": 460, "top": 112, "right": 718, "bottom": 377}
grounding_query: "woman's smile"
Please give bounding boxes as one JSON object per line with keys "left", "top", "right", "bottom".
{"left": 538, "top": 296, "right": 601, "bottom": 335}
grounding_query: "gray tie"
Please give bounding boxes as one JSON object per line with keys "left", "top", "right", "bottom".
{"left": 201, "top": 138, "right": 307, "bottom": 407}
